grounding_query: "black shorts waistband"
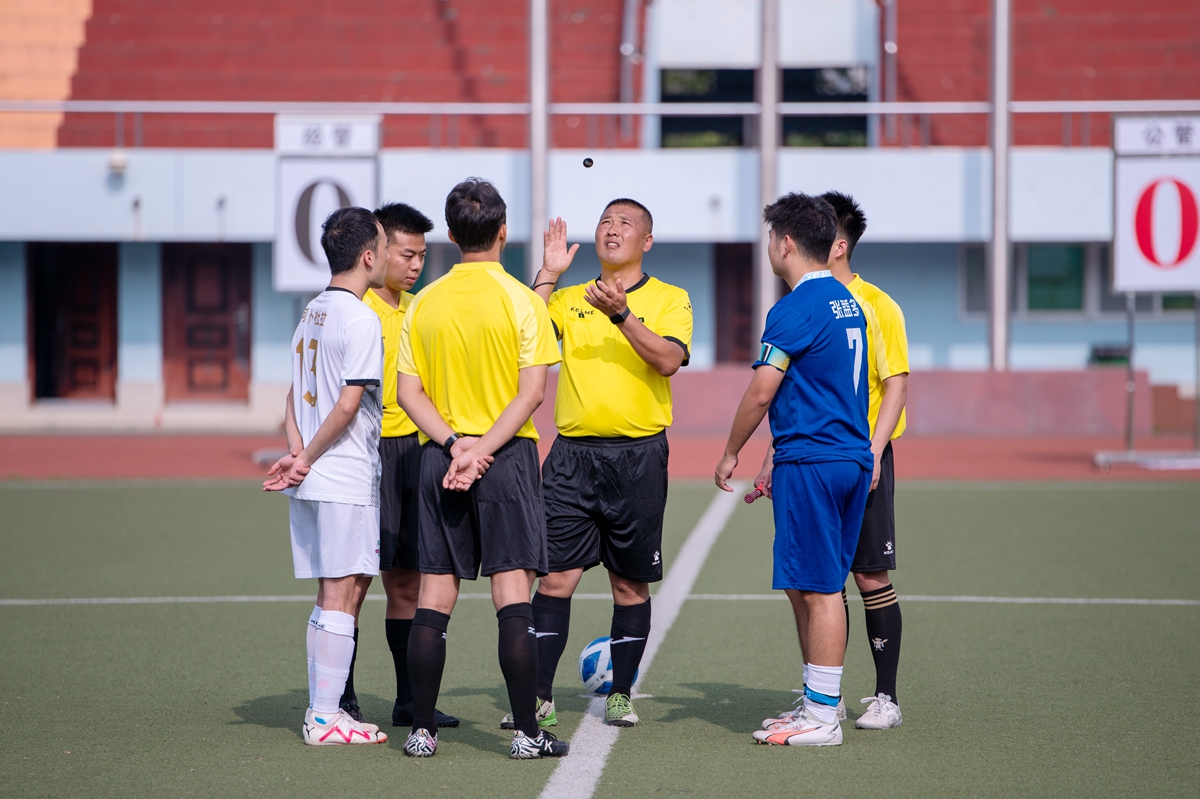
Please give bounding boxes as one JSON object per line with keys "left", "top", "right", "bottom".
{"left": 381, "top": 433, "right": 420, "bottom": 441}
{"left": 422, "top": 435, "right": 536, "bottom": 455}
{"left": 556, "top": 430, "right": 666, "bottom": 448}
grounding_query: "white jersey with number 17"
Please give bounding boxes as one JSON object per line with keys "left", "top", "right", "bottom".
{"left": 286, "top": 287, "right": 383, "bottom": 506}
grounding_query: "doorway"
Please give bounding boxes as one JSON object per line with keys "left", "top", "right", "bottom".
{"left": 162, "top": 244, "right": 252, "bottom": 402}
{"left": 29, "top": 243, "right": 118, "bottom": 400}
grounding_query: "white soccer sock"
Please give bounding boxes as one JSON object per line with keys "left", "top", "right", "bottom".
{"left": 804, "top": 663, "right": 843, "bottom": 725}
{"left": 802, "top": 663, "right": 811, "bottom": 689}
{"left": 306, "top": 605, "right": 320, "bottom": 708}
{"left": 311, "top": 609, "right": 356, "bottom": 717}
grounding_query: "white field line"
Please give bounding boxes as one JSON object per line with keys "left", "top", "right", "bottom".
{"left": 3, "top": 593, "right": 1196, "bottom": 607}
{"left": 537, "top": 485, "right": 744, "bottom": 799}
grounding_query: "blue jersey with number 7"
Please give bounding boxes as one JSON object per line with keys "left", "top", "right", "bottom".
{"left": 753, "top": 271, "right": 872, "bottom": 468}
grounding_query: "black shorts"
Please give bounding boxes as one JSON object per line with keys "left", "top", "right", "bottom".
{"left": 852, "top": 441, "right": 896, "bottom": 573}
{"left": 417, "top": 437, "right": 549, "bottom": 579}
{"left": 378, "top": 434, "right": 422, "bottom": 571}
{"left": 542, "top": 431, "right": 669, "bottom": 583}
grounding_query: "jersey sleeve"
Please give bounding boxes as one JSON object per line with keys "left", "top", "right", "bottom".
{"left": 859, "top": 300, "right": 891, "bottom": 386}
{"left": 396, "top": 300, "right": 419, "bottom": 377}
{"left": 875, "top": 294, "right": 910, "bottom": 377}
{"left": 342, "top": 314, "right": 383, "bottom": 387}
{"left": 754, "top": 300, "right": 810, "bottom": 371}
{"left": 516, "top": 289, "right": 563, "bottom": 369}
{"left": 653, "top": 288, "right": 694, "bottom": 366}
{"left": 547, "top": 288, "right": 566, "bottom": 341}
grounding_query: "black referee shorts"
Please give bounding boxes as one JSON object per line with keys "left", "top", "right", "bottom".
{"left": 378, "top": 434, "right": 422, "bottom": 571}
{"left": 417, "top": 437, "right": 549, "bottom": 580}
{"left": 543, "top": 431, "right": 669, "bottom": 583}
{"left": 851, "top": 441, "right": 896, "bottom": 573}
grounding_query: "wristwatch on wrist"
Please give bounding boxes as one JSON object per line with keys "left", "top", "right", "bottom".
{"left": 443, "top": 433, "right": 461, "bottom": 454}
{"left": 609, "top": 308, "right": 631, "bottom": 325}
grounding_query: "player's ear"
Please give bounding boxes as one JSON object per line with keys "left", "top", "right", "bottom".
{"left": 642, "top": 233, "right": 653, "bottom": 253}
{"left": 496, "top": 223, "right": 508, "bottom": 252}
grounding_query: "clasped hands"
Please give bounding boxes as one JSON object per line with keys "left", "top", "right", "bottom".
{"left": 263, "top": 437, "right": 494, "bottom": 493}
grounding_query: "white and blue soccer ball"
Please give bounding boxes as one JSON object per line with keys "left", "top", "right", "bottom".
{"left": 578, "top": 636, "right": 638, "bottom": 695}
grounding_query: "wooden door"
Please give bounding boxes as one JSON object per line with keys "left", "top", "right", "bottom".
{"left": 162, "top": 244, "right": 252, "bottom": 402}
{"left": 29, "top": 243, "right": 118, "bottom": 400}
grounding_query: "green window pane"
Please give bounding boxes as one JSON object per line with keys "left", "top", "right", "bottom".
{"left": 1027, "top": 245, "right": 1084, "bottom": 311}
{"left": 1162, "top": 294, "right": 1197, "bottom": 311}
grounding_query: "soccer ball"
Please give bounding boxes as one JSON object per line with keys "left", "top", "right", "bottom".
{"left": 578, "top": 636, "right": 638, "bottom": 695}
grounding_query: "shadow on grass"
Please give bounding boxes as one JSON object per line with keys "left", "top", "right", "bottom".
{"left": 230, "top": 690, "right": 399, "bottom": 741}
{"left": 648, "top": 682, "right": 861, "bottom": 733}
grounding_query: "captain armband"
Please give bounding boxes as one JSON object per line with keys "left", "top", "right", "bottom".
{"left": 757, "top": 343, "right": 790, "bottom": 372}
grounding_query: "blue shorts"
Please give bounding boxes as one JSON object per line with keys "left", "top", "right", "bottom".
{"left": 771, "top": 460, "right": 871, "bottom": 593}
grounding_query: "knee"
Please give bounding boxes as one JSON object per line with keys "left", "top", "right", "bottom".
{"left": 537, "top": 572, "right": 576, "bottom": 599}
{"left": 854, "top": 571, "right": 891, "bottom": 593}
{"left": 610, "top": 577, "right": 650, "bottom": 606}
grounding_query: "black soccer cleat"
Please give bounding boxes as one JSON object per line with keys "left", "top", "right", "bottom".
{"left": 392, "top": 700, "right": 460, "bottom": 728}
{"left": 339, "top": 699, "right": 364, "bottom": 723}
{"left": 510, "top": 729, "right": 570, "bottom": 759}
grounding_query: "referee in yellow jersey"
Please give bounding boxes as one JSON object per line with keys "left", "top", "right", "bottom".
{"left": 522, "top": 199, "right": 693, "bottom": 729}
{"left": 823, "top": 191, "right": 909, "bottom": 730}
{"left": 396, "top": 178, "right": 569, "bottom": 760}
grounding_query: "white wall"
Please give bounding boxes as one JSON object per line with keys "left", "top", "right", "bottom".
{"left": 0, "top": 146, "right": 1117, "bottom": 246}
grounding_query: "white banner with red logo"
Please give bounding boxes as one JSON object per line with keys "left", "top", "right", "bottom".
{"left": 1113, "top": 156, "right": 1200, "bottom": 292}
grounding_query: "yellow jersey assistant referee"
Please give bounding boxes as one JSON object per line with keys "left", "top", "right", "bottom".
{"left": 525, "top": 198, "right": 693, "bottom": 730}
{"left": 823, "top": 191, "right": 910, "bottom": 732}
{"left": 395, "top": 178, "right": 568, "bottom": 761}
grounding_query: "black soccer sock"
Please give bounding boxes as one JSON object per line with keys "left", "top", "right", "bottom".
{"left": 339, "top": 628, "right": 359, "bottom": 707}
{"left": 842, "top": 588, "right": 850, "bottom": 648}
{"left": 608, "top": 598, "right": 651, "bottom": 698}
{"left": 861, "top": 583, "right": 902, "bottom": 704}
{"left": 385, "top": 617, "right": 414, "bottom": 705}
{"left": 407, "top": 609, "right": 450, "bottom": 734}
{"left": 531, "top": 592, "right": 572, "bottom": 701}
{"left": 497, "top": 602, "right": 540, "bottom": 738}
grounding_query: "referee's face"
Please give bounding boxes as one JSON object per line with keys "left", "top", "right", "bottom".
{"left": 594, "top": 206, "right": 651, "bottom": 268}
{"left": 384, "top": 230, "right": 427, "bottom": 292}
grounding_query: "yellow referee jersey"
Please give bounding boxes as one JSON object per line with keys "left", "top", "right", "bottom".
{"left": 363, "top": 288, "right": 419, "bottom": 438}
{"left": 397, "top": 261, "right": 561, "bottom": 443}
{"left": 847, "top": 275, "right": 909, "bottom": 439}
{"left": 548, "top": 274, "right": 693, "bottom": 438}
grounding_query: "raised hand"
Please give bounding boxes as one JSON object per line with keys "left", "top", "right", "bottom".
{"left": 541, "top": 217, "right": 579, "bottom": 280}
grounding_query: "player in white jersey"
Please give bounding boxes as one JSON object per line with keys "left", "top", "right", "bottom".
{"left": 263, "top": 206, "right": 390, "bottom": 746}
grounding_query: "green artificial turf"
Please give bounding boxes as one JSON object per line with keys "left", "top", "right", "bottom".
{"left": 1, "top": 481, "right": 1198, "bottom": 798}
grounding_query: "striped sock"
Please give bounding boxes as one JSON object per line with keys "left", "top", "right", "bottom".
{"left": 862, "top": 583, "right": 902, "bottom": 704}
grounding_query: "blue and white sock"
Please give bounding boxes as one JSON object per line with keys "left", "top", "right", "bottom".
{"left": 803, "top": 663, "right": 843, "bottom": 725}
{"left": 306, "top": 605, "right": 320, "bottom": 709}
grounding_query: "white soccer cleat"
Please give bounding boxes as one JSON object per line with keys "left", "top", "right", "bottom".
{"left": 303, "top": 709, "right": 387, "bottom": 746}
{"left": 403, "top": 728, "right": 438, "bottom": 757}
{"left": 752, "top": 708, "right": 842, "bottom": 747}
{"left": 762, "top": 689, "right": 844, "bottom": 729}
{"left": 854, "top": 694, "right": 902, "bottom": 730}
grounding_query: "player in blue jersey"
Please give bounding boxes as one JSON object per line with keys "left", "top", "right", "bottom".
{"left": 715, "top": 192, "right": 872, "bottom": 747}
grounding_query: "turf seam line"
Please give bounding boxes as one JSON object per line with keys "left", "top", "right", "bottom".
{"left": 537, "top": 485, "right": 745, "bottom": 799}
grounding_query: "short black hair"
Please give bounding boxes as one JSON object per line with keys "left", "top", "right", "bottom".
{"left": 821, "top": 191, "right": 867, "bottom": 258}
{"left": 762, "top": 192, "right": 837, "bottom": 264}
{"left": 445, "top": 178, "right": 506, "bottom": 253}
{"left": 374, "top": 202, "right": 433, "bottom": 240}
{"left": 603, "top": 198, "right": 653, "bottom": 233}
{"left": 320, "top": 207, "right": 382, "bottom": 275}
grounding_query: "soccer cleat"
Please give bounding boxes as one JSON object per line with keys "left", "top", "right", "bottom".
{"left": 854, "top": 694, "right": 903, "bottom": 730}
{"left": 510, "top": 729, "right": 570, "bottom": 759}
{"left": 402, "top": 728, "right": 438, "bottom": 757}
{"left": 500, "top": 698, "right": 557, "bottom": 730}
{"left": 392, "top": 700, "right": 460, "bottom": 728}
{"left": 604, "top": 693, "right": 639, "bottom": 727}
{"left": 762, "top": 689, "right": 844, "bottom": 729}
{"left": 303, "top": 709, "right": 387, "bottom": 746}
{"left": 340, "top": 699, "right": 364, "bottom": 723}
{"left": 752, "top": 708, "right": 842, "bottom": 747}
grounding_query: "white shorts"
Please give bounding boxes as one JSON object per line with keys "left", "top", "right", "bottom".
{"left": 289, "top": 498, "right": 381, "bottom": 579}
